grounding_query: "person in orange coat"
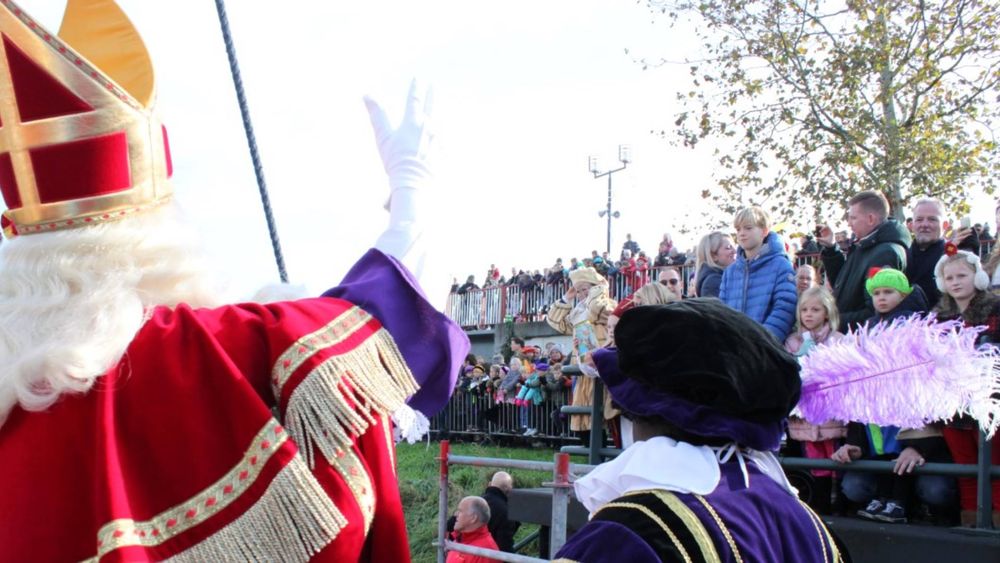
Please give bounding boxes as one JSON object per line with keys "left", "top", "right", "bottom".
{"left": 448, "top": 496, "right": 500, "bottom": 562}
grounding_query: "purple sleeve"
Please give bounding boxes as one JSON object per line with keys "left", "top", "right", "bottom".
{"left": 321, "top": 249, "right": 469, "bottom": 417}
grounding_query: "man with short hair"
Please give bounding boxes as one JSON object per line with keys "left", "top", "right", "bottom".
{"left": 448, "top": 496, "right": 499, "bottom": 563}
{"left": 658, "top": 267, "right": 684, "bottom": 300}
{"left": 818, "top": 190, "right": 911, "bottom": 331}
{"left": 623, "top": 233, "right": 641, "bottom": 257}
{"left": 907, "top": 197, "right": 947, "bottom": 308}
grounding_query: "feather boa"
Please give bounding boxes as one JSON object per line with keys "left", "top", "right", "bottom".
{"left": 797, "top": 315, "right": 1000, "bottom": 437}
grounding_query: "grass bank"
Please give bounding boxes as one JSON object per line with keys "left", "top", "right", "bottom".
{"left": 397, "top": 440, "right": 560, "bottom": 562}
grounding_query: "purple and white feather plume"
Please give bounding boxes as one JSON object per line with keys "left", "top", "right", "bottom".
{"left": 797, "top": 315, "right": 1000, "bottom": 437}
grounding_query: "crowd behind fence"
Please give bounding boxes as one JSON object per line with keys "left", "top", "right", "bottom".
{"left": 445, "top": 259, "right": 827, "bottom": 328}
{"left": 431, "top": 373, "right": 576, "bottom": 444}
{"left": 445, "top": 237, "right": 998, "bottom": 329}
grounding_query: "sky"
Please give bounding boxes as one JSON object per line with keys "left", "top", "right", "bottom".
{"left": 24, "top": 1, "right": 997, "bottom": 306}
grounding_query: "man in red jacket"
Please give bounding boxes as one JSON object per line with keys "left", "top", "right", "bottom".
{"left": 448, "top": 496, "right": 500, "bottom": 562}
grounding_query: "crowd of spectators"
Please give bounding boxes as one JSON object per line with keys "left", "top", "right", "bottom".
{"left": 449, "top": 232, "right": 694, "bottom": 298}
{"left": 447, "top": 340, "right": 575, "bottom": 439}
{"left": 441, "top": 190, "right": 1000, "bottom": 530}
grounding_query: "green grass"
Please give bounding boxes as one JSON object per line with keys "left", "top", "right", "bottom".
{"left": 396, "top": 440, "right": 561, "bottom": 562}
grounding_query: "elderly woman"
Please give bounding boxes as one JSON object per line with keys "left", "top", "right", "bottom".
{"left": 546, "top": 267, "right": 618, "bottom": 443}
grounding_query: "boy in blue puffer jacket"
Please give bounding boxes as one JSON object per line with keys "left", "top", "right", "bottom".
{"left": 719, "top": 206, "right": 798, "bottom": 341}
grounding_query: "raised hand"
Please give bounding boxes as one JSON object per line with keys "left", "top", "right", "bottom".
{"left": 365, "top": 79, "right": 435, "bottom": 199}
{"left": 368, "top": 80, "right": 436, "bottom": 282}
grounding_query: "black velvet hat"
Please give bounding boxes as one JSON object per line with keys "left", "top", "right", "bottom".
{"left": 613, "top": 298, "right": 801, "bottom": 424}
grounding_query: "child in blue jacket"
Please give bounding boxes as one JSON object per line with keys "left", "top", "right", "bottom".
{"left": 719, "top": 206, "right": 797, "bottom": 341}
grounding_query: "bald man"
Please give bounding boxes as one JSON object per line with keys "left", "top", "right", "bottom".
{"left": 482, "top": 472, "right": 520, "bottom": 552}
{"left": 448, "top": 496, "right": 498, "bottom": 563}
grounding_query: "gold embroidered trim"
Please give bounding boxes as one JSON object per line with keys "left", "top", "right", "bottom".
{"left": 647, "top": 490, "right": 722, "bottom": 563}
{"left": 694, "top": 495, "right": 743, "bottom": 563}
{"left": 327, "top": 445, "right": 376, "bottom": 534}
{"left": 270, "top": 306, "right": 370, "bottom": 392}
{"left": 91, "top": 419, "right": 290, "bottom": 557}
{"left": 797, "top": 499, "right": 840, "bottom": 563}
{"left": 282, "top": 327, "right": 418, "bottom": 469}
{"left": 595, "top": 501, "right": 692, "bottom": 563}
{"left": 166, "top": 454, "right": 347, "bottom": 562}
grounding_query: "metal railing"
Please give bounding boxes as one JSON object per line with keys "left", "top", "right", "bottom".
{"left": 429, "top": 381, "right": 574, "bottom": 442}
{"left": 435, "top": 441, "right": 596, "bottom": 562}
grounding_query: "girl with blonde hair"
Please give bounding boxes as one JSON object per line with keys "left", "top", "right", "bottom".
{"left": 784, "top": 286, "right": 846, "bottom": 514}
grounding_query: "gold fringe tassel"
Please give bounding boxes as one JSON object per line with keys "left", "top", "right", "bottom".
{"left": 168, "top": 454, "right": 348, "bottom": 563}
{"left": 284, "top": 328, "right": 419, "bottom": 469}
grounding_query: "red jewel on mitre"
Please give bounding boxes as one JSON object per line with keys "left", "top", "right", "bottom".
{"left": 866, "top": 266, "right": 882, "bottom": 279}
{"left": 944, "top": 242, "right": 958, "bottom": 256}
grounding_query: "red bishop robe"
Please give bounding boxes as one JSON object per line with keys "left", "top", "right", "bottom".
{"left": 0, "top": 295, "right": 435, "bottom": 561}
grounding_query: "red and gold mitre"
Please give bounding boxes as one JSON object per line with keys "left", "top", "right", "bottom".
{"left": 0, "top": 0, "right": 172, "bottom": 238}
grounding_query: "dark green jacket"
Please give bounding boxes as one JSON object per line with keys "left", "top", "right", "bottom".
{"left": 821, "top": 220, "right": 911, "bottom": 331}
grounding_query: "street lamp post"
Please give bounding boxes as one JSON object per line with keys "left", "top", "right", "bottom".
{"left": 588, "top": 144, "right": 631, "bottom": 255}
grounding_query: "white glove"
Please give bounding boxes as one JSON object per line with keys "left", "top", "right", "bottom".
{"left": 366, "top": 79, "right": 435, "bottom": 281}
{"left": 365, "top": 79, "right": 434, "bottom": 214}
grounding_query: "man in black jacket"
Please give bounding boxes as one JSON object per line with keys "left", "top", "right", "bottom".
{"left": 818, "top": 190, "right": 911, "bottom": 331}
{"left": 906, "top": 198, "right": 946, "bottom": 309}
{"left": 483, "top": 471, "right": 520, "bottom": 552}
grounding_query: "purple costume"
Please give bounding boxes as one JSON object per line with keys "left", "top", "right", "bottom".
{"left": 554, "top": 463, "right": 840, "bottom": 562}
{"left": 553, "top": 300, "right": 846, "bottom": 563}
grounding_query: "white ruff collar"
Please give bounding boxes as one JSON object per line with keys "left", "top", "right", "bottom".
{"left": 573, "top": 436, "right": 797, "bottom": 515}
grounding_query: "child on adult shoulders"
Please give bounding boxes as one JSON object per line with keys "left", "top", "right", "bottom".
{"left": 864, "top": 267, "right": 929, "bottom": 325}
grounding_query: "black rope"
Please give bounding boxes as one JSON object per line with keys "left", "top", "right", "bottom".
{"left": 213, "top": 0, "right": 289, "bottom": 283}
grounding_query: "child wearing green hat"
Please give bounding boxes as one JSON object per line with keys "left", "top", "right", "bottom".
{"left": 865, "top": 267, "right": 929, "bottom": 325}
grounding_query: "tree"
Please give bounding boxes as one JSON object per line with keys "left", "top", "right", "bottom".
{"left": 641, "top": 0, "right": 1000, "bottom": 222}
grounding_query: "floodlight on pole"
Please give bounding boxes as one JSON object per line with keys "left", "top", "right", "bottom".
{"left": 588, "top": 144, "right": 631, "bottom": 254}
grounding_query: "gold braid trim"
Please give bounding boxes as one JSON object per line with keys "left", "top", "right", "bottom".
{"left": 283, "top": 327, "right": 418, "bottom": 469}
{"left": 83, "top": 420, "right": 346, "bottom": 562}
{"left": 595, "top": 501, "right": 693, "bottom": 563}
{"left": 646, "top": 490, "right": 722, "bottom": 563}
{"left": 166, "top": 454, "right": 348, "bottom": 562}
{"left": 694, "top": 495, "right": 743, "bottom": 563}
{"left": 797, "top": 499, "right": 841, "bottom": 563}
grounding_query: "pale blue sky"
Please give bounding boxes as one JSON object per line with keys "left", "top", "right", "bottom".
{"left": 27, "top": 1, "right": 995, "bottom": 305}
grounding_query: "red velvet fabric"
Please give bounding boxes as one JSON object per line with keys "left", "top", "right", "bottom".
{"left": 30, "top": 131, "right": 132, "bottom": 203}
{"left": 0, "top": 297, "right": 411, "bottom": 561}
{"left": 0, "top": 152, "right": 19, "bottom": 208}
{"left": 3, "top": 34, "right": 92, "bottom": 122}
